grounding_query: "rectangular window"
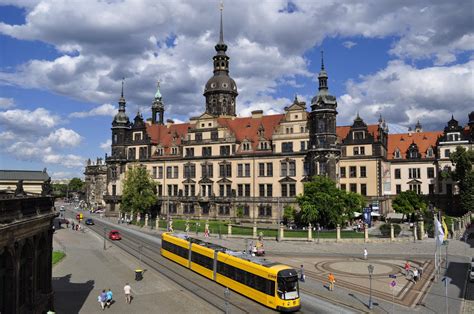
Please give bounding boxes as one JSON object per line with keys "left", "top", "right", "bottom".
{"left": 300, "top": 141, "right": 306, "bottom": 151}
{"left": 184, "top": 164, "right": 196, "bottom": 178}
{"left": 281, "top": 162, "right": 287, "bottom": 177}
{"left": 152, "top": 166, "right": 157, "bottom": 179}
{"left": 444, "top": 149, "right": 450, "bottom": 158}
{"left": 395, "top": 169, "right": 401, "bottom": 179}
{"left": 173, "top": 166, "right": 178, "bottom": 178}
{"left": 361, "top": 184, "right": 367, "bottom": 196}
{"left": 158, "top": 166, "right": 163, "bottom": 179}
{"left": 349, "top": 166, "right": 357, "bottom": 178}
{"left": 353, "top": 147, "right": 359, "bottom": 155}
{"left": 195, "top": 133, "right": 202, "bottom": 142}
{"left": 238, "top": 164, "right": 243, "bottom": 177}
{"left": 360, "top": 146, "right": 365, "bottom": 155}
{"left": 267, "top": 163, "right": 273, "bottom": 176}
{"left": 409, "top": 168, "right": 421, "bottom": 179}
{"left": 289, "top": 184, "right": 296, "bottom": 197}
{"left": 244, "top": 164, "right": 250, "bottom": 177}
{"left": 396, "top": 184, "right": 401, "bottom": 194}
{"left": 259, "top": 184, "right": 265, "bottom": 197}
{"left": 281, "top": 184, "right": 287, "bottom": 197}
{"left": 427, "top": 167, "right": 435, "bottom": 178}
{"left": 259, "top": 163, "right": 265, "bottom": 176}
{"left": 350, "top": 183, "right": 357, "bottom": 193}
{"left": 185, "top": 148, "right": 194, "bottom": 157}
{"left": 360, "top": 166, "right": 367, "bottom": 178}
{"left": 340, "top": 184, "right": 346, "bottom": 191}
{"left": 282, "top": 142, "right": 293, "bottom": 153}
{"left": 219, "top": 164, "right": 232, "bottom": 177}
{"left": 226, "top": 184, "right": 232, "bottom": 197}
{"left": 267, "top": 184, "right": 273, "bottom": 197}
{"left": 211, "top": 131, "right": 218, "bottom": 141}
{"left": 237, "top": 184, "right": 243, "bottom": 197}
{"left": 289, "top": 161, "right": 296, "bottom": 176}
{"left": 245, "top": 184, "right": 250, "bottom": 197}
{"left": 112, "top": 185, "right": 116, "bottom": 196}
{"left": 157, "top": 185, "right": 162, "bottom": 196}
{"left": 340, "top": 167, "right": 346, "bottom": 178}
{"left": 166, "top": 166, "right": 172, "bottom": 179}
{"left": 220, "top": 145, "right": 230, "bottom": 156}
{"left": 429, "top": 184, "right": 434, "bottom": 194}
{"left": 219, "top": 185, "right": 225, "bottom": 197}
{"left": 202, "top": 147, "right": 212, "bottom": 157}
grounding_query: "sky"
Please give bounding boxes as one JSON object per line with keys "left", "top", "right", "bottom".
{"left": 0, "top": 0, "right": 472, "bottom": 179}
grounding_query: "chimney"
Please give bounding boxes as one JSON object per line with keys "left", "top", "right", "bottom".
{"left": 166, "top": 119, "right": 175, "bottom": 128}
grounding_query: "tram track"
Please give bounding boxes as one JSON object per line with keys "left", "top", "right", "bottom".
{"left": 87, "top": 219, "right": 271, "bottom": 314}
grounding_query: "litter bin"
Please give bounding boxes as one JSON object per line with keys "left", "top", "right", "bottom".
{"left": 135, "top": 269, "right": 143, "bottom": 281}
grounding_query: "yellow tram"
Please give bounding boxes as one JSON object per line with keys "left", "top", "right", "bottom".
{"left": 161, "top": 232, "right": 301, "bottom": 312}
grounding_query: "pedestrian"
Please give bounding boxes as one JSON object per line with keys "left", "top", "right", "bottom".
{"left": 300, "top": 265, "right": 305, "bottom": 282}
{"left": 328, "top": 273, "right": 336, "bottom": 291}
{"left": 419, "top": 265, "right": 423, "bottom": 279}
{"left": 404, "top": 261, "right": 411, "bottom": 275}
{"left": 413, "top": 268, "right": 419, "bottom": 283}
{"left": 99, "top": 289, "right": 107, "bottom": 310}
{"left": 72, "top": 221, "right": 75, "bottom": 231}
{"left": 363, "top": 248, "right": 368, "bottom": 260}
{"left": 106, "top": 288, "right": 113, "bottom": 308}
{"left": 75, "top": 224, "right": 79, "bottom": 231}
{"left": 124, "top": 283, "right": 132, "bottom": 304}
{"left": 66, "top": 219, "right": 69, "bottom": 229}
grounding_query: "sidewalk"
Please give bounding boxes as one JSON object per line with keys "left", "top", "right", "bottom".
{"left": 52, "top": 225, "right": 218, "bottom": 313}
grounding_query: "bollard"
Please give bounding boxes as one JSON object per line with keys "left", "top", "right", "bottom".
{"left": 279, "top": 224, "right": 284, "bottom": 241}
{"left": 156, "top": 216, "right": 160, "bottom": 230}
{"left": 145, "top": 214, "right": 149, "bottom": 228}
{"left": 253, "top": 221, "right": 257, "bottom": 239}
{"left": 418, "top": 219, "right": 425, "bottom": 239}
{"left": 308, "top": 223, "right": 312, "bottom": 241}
{"left": 364, "top": 223, "right": 369, "bottom": 242}
{"left": 228, "top": 223, "right": 232, "bottom": 236}
{"left": 390, "top": 223, "right": 395, "bottom": 241}
{"left": 413, "top": 224, "right": 418, "bottom": 242}
{"left": 336, "top": 224, "right": 341, "bottom": 242}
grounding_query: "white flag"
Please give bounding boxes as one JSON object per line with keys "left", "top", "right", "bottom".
{"left": 435, "top": 217, "right": 444, "bottom": 246}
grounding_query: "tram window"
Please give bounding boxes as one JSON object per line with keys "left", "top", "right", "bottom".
{"left": 217, "top": 261, "right": 275, "bottom": 296}
{"left": 162, "top": 240, "right": 188, "bottom": 259}
{"left": 191, "top": 252, "right": 213, "bottom": 270}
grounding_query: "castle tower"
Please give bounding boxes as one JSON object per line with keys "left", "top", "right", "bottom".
{"left": 307, "top": 51, "right": 340, "bottom": 180}
{"left": 203, "top": 3, "right": 238, "bottom": 117}
{"left": 151, "top": 81, "right": 164, "bottom": 125}
{"left": 111, "top": 79, "right": 130, "bottom": 159}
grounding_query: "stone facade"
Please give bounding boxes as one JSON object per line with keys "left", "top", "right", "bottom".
{"left": 84, "top": 158, "right": 108, "bottom": 207}
{"left": 0, "top": 193, "right": 56, "bottom": 313}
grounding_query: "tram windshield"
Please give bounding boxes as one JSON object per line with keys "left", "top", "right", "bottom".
{"left": 277, "top": 275, "right": 299, "bottom": 300}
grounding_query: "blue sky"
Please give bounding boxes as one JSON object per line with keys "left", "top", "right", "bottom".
{"left": 0, "top": 1, "right": 472, "bottom": 179}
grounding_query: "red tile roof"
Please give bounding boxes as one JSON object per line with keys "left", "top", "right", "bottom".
{"left": 387, "top": 131, "right": 443, "bottom": 160}
{"left": 336, "top": 124, "right": 380, "bottom": 142}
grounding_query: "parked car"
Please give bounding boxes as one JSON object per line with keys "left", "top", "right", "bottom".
{"left": 85, "top": 218, "right": 94, "bottom": 225}
{"left": 108, "top": 230, "right": 121, "bottom": 240}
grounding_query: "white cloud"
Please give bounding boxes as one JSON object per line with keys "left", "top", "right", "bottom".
{"left": 0, "top": 97, "right": 14, "bottom": 109}
{"left": 0, "top": 107, "right": 60, "bottom": 133}
{"left": 339, "top": 60, "right": 474, "bottom": 129}
{"left": 342, "top": 41, "right": 357, "bottom": 49}
{"left": 69, "top": 103, "right": 117, "bottom": 118}
{"left": 39, "top": 128, "right": 83, "bottom": 147}
{"left": 100, "top": 139, "right": 112, "bottom": 151}
{"left": 51, "top": 171, "right": 76, "bottom": 180}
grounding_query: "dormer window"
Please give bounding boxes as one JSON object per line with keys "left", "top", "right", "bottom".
{"left": 426, "top": 147, "right": 434, "bottom": 158}
{"left": 156, "top": 147, "right": 163, "bottom": 156}
{"left": 394, "top": 149, "right": 401, "bottom": 159}
{"left": 171, "top": 147, "right": 178, "bottom": 155}
{"left": 447, "top": 132, "right": 460, "bottom": 141}
{"left": 259, "top": 141, "right": 269, "bottom": 150}
{"left": 407, "top": 143, "right": 420, "bottom": 159}
{"left": 353, "top": 131, "right": 365, "bottom": 140}
{"left": 242, "top": 142, "right": 251, "bottom": 151}
{"left": 133, "top": 132, "right": 143, "bottom": 141}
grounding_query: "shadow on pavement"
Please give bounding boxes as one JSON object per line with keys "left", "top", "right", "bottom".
{"left": 52, "top": 274, "right": 94, "bottom": 313}
{"left": 445, "top": 261, "right": 469, "bottom": 298}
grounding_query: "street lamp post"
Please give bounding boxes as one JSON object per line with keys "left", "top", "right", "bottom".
{"left": 368, "top": 264, "right": 374, "bottom": 309}
{"left": 317, "top": 223, "right": 320, "bottom": 244}
{"left": 224, "top": 287, "right": 230, "bottom": 314}
{"left": 103, "top": 227, "right": 107, "bottom": 250}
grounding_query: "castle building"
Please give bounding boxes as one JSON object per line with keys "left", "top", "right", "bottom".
{"left": 84, "top": 158, "right": 108, "bottom": 207}
{"left": 99, "top": 8, "right": 474, "bottom": 220}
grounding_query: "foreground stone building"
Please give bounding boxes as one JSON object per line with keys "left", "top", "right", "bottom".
{"left": 0, "top": 179, "right": 56, "bottom": 313}
{"left": 96, "top": 9, "right": 474, "bottom": 221}
{"left": 84, "top": 157, "right": 107, "bottom": 207}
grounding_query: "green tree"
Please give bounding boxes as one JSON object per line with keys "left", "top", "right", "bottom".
{"left": 282, "top": 205, "right": 296, "bottom": 225}
{"left": 68, "top": 177, "right": 84, "bottom": 192}
{"left": 52, "top": 184, "right": 67, "bottom": 197}
{"left": 449, "top": 146, "right": 474, "bottom": 214}
{"left": 392, "top": 190, "right": 427, "bottom": 220}
{"left": 121, "top": 166, "right": 157, "bottom": 214}
{"left": 297, "top": 176, "right": 364, "bottom": 228}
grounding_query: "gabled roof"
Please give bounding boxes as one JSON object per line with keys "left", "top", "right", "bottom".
{"left": 388, "top": 131, "right": 442, "bottom": 160}
{"left": 146, "top": 123, "right": 191, "bottom": 148}
{"left": 336, "top": 124, "right": 381, "bottom": 142}
{"left": 0, "top": 170, "right": 50, "bottom": 181}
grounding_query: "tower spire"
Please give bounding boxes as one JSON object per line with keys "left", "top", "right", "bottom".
{"left": 219, "top": 1, "right": 224, "bottom": 44}
{"left": 121, "top": 77, "right": 124, "bottom": 98}
{"left": 321, "top": 50, "right": 325, "bottom": 71}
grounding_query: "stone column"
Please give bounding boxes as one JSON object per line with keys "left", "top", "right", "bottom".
{"left": 308, "top": 223, "right": 312, "bottom": 241}
{"left": 461, "top": 218, "right": 465, "bottom": 230}
{"left": 418, "top": 219, "right": 425, "bottom": 239}
{"left": 364, "top": 223, "right": 369, "bottom": 242}
{"left": 336, "top": 224, "right": 341, "bottom": 242}
{"left": 228, "top": 223, "right": 232, "bottom": 236}
{"left": 458, "top": 218, "right": 462, "bottom": 232}
{"left": 145, "top": 214, "right": 149, "bottom": 228}
{"left": 450, "top": 221, "right": 455, "bottom": 239}
{"left": 137, "top": 212, "right": 141, "bottom": 224}
{"left": 390, "top": 223, "right": 395, "bottom": 241}
{"left": 155, "top": 216, "right": 160, "bottom": 230}
{"left": 279, "top": 224, "right": 284, "bottom": 241}
{"left": 413, "top": 224, "right": 418, "bottom": 241}
{"left": 253, "top": 221, "right": 257, "bottom": 239}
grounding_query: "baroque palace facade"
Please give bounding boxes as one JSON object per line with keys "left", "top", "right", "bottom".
{"left": 96, "top": 12, "right": 474, "bottom": 221}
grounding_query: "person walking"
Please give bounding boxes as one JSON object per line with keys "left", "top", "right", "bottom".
{"left": 124, "top": 283, "right": 132, "bottom": 304}
{"left": 412, "top": 268, "right": 419, "bottom": 283}
{"left": 363, "top": 248, "right": 368, "bottom": 260}
{"left": 106, "top": 289, "right": 113, "bottom": 308}
{"left": 404, "top": 261, "right": 411, "bottom": 276}
{"left": 328, "top": 273, "right": 336, "bottom": 291}
{"left": 300, "top": 265, "right": 305, "bottom": 282}
{"left": 99, "top": 290, "right": 107, "bottom": 310}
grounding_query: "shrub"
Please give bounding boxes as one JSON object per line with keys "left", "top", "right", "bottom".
{"left": 379, "top": 223, "right": 401, "bottom": 237}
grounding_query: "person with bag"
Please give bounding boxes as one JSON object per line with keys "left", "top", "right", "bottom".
{"left": 300, "top": 265, "right": 305, "bottom": 282}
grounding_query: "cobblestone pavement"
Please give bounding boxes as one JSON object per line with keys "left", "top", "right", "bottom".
{"left": 52, "top": 226, "right": 218, "bottom": 313}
